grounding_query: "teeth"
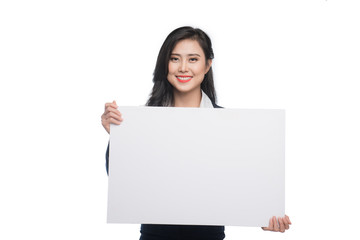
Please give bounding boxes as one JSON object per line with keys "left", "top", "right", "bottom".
{"left": 178, "top": 77, "right": 191, "bottom": 80}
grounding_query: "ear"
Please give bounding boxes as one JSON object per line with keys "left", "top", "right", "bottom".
{"left": 205, "top": 59, "right": 212, "bottom": 73}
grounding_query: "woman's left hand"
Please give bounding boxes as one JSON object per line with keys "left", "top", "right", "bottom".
{"left": 261, "top": 215, "right": 291, "bottom": 233}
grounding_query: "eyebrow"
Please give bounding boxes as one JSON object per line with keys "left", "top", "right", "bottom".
{"left": 171, "top": 53, "right": 201, "bottom": 57}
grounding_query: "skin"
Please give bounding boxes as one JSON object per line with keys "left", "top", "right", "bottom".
{"left": 101, "top": 100, "right": 122, "bottom": 134}
{"left": 262, "top": 215, "right": 292, "bottom": 233}
{"left": 101, "top": 38, "right": 292, "bottom": 233}
{"left": 167, "top": 39, "right": 212, "bottom": 107}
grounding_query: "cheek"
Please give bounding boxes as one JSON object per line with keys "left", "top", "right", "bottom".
{"left": 167, "top": 64, "right": 174, "bottom": 82}
{"left": 194, "top": 66, "right": 206, "bottom": 76}
{"left": 168, "top": 63, "right": 176, "bottom": 74}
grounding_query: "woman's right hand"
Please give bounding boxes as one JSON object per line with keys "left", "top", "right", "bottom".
{"left": 101, "top": 100, "right": 123, "bottom": 134}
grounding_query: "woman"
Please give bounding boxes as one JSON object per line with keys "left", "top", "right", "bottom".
{"left": 101, "top": 26, "right": 291, "bottom": 239}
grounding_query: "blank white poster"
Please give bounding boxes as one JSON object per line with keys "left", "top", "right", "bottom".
{"left": 107, "top": 107, "right": 285, "bottom": 227}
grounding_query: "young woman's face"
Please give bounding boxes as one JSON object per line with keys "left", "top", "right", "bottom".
{"left": 167, "top": 39, "right": 211, "bottom": 94}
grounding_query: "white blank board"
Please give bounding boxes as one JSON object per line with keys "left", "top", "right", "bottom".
{"left": 107, "top": 107, "right": 285, "bottom": 227}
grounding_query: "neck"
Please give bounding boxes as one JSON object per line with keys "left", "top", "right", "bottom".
{"left": 173, "top": 88, "right": 202, "bottom": 108}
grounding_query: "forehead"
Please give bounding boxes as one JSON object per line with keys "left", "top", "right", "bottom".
{"left": 172, "top": 39, "right": 204, "bottom": 55}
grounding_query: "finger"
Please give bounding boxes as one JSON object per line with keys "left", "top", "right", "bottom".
{"left": 270, "top": 217, "right": 276, "bottom": 231}
{"left": 282, "top": 216, "right": 289, "bottom": 230}
{"left": 268, "top": 216, "right": 275, "bottom": 231}
{"left": 105, "top": 106, "right": 122, "bottom": 116}
{"left": 110, "top": 101, "right": 118, "bottom": 109}
{"left": 109, "top": 100, "right": 118, "bottom": 109}
{"left": 273, "top": 216, "right": 280, "bottom": 232}
{"left": 282, "top": 215, "right": 290, "bottom": 229}
{"left": 279, "top": 217, "right": 285, "bottom": 233}
{"left": 107, "top": 103, "right": 119, "bottom": 112}
{"left": 101, "top": 116, "right": 122, "bottom": 128}
{"left": 108, "top": 117, "right": 122, "bottom": 125}
{"left": 106, "top": 112, "right": 123, "bottom": 122}
{"left": 105, "top": 102, "right": 113, "bottom": 110}
{"left": 262, "top": 217, "right": 273, "bottom": 231}
{"left": 269, "top": 216, "right": 275, "bottom": 230}
{"left": 105, "top": 101, "right": 118, "bottom": 110}
{"left": 285, "top": 215, "right": 292, "bottom": 225}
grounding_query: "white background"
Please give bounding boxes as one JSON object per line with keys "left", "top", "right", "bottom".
{"left": 0, "top": 0, "right": 359, "bottom": 239}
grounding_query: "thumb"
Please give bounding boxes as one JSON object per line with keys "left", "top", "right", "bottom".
{"left": 113, "top": 100, "right": 118, "bottom": 107}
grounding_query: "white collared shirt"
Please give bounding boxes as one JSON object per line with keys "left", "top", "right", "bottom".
{"left": 160, "top": 90, "right": 214, "bottom": 108}
{"left": 199, "top": 90, "right": 214, "bottom": 108}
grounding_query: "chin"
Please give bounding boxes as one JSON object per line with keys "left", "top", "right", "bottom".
{"left": 169, "top": 78, "right": 202, "bottom": 93}
{"left": 173, "top": 85, "right": 197, "bottom": 93}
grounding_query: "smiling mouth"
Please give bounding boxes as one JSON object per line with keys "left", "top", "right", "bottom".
{"left": 176, "top": 76, "right": 192, "bottom": 83}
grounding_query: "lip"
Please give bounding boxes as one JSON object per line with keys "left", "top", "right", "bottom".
{"left": 176, "top": 75, "right": 192, "bottom": 83}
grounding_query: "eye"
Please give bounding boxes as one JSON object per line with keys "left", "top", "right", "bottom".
{"left": 189, "top": 58, "right": 198, "bottom": 62}
{"left": 170, "top": 57, "right": 179, "bottom": 62}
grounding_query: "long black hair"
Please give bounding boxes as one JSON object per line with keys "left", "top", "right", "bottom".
{"left": 146, "top": 26, "right": 216, "bottom": 106}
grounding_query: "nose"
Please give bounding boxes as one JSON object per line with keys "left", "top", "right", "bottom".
{"left": 179, "top": 59, "right": 188, "bottom": 73}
